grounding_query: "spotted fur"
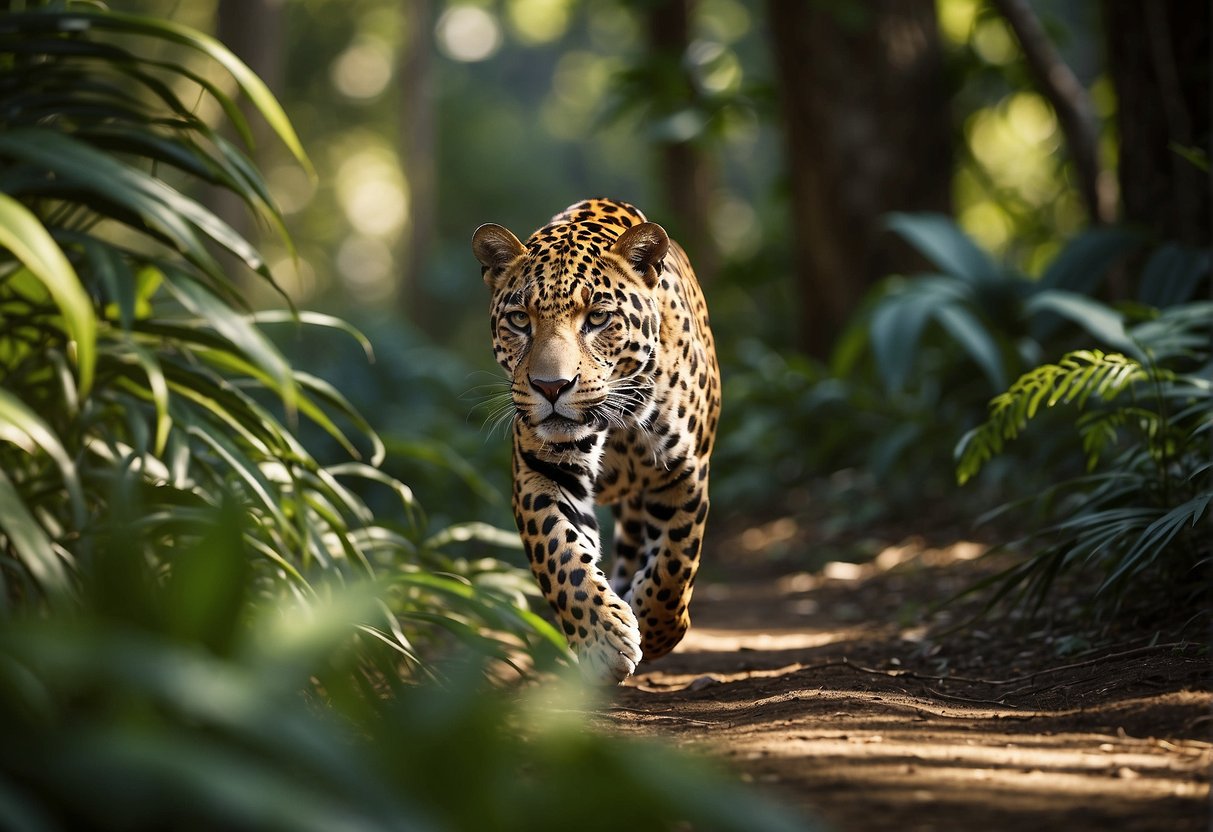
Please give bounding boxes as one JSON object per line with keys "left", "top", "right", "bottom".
{"left": 473, "top": 198, "right": 720, "bottom": 684}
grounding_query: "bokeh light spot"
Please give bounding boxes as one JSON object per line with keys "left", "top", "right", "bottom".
{"left": 937, "top": 0, "right": 979, "bottom": 45}
{"left": 330, "top": 38, "right": 394, "bottom": 100}
{"left": 336, "top": 150, "right": 409, "bottom": 238}
{"left": 507, "top": 0, "right": 572, "bottom": 45}
{"left": 336, "top": 235, "right": 395, "bottom": 305}
{"left": 960, "top": 200, "right": 1011, "bottom": 251}
{"left": 1007, "top": 92, "right": 1057, "bottom": 145}
{"left": 436, "top": 5, "right": 502, "bottom": 63}
{"left": 972, "top": 18, "right": 1017, "bottom": 65}
{"left": 266, "top": 164, "right": 316, "bottom": 215}
{"left": 698, "top": 0, "right": 751, "bottom": 44}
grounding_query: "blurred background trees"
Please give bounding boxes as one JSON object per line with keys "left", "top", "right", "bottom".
{"left": 5, "top": 0, "right": 1209, "bottom": 643}
{"left": 108, "top": 0, "right": 1206, "bottom": 604}
{"left": 167, "top": 0, "right": 1207, "bottom": 343}
{"left": 0, "top": 3, "right": 1207, "bottom": 822}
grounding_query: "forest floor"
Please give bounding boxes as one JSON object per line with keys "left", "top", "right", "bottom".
{"left": 598, "top": 512, "right": 1212, "bottom": 832}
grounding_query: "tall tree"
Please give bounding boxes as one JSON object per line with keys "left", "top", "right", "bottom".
{"left": 767, "top": 0, "right": 951, "bottom": 358}
{"left": 643, "top": 0, "right": 718, "bottom": 282}
{"left": 1102, "top": 1, "right": 1211, "bottom": 248}
{"left": 993, "top": 0, "right": 1114, "bottom": 227}
{"left": 398, "top": 0, "right": 436, "bottom": 321}
{"left": 214, "top": 0, "right": 286, "bottom": 287}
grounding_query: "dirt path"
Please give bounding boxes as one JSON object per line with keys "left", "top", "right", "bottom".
{"left": 602, "top": 537, "right": 1212, "bottom": 831}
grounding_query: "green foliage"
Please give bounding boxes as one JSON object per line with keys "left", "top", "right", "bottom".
{"left": 956, "top": 302, "right": 1212, "bottom": 611}
{"left": 843, "top": 214, "right": 1210, "bottom": 610}
{"left": 0, "top": 498, "right": 809, "bottom": 832}
{"left": 834, "top": 215, "right": 1206, "bottom": 491}
{"left": 955, "top": 350, "right": 1154, "bottom": 484}
{"left": 0, "top": 1, "right": 559, "bottom": 672}
{"left": 0, "top": 7, "right": 811, "bottom": 826}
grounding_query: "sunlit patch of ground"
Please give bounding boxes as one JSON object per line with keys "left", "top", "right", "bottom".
{"left": 604, "top": 534, "right": 1211, "bottom": 832}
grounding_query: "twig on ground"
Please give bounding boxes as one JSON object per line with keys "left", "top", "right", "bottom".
{"left": 795, "top": 642, "right": 1193, "bottom": 688}
{"left": 925, "top": 687, "right": 1019, "bottom": 708}
{"left": 606, "top": 706, "right": 718, "bottom": 727}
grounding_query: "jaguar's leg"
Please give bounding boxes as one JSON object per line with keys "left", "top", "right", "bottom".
{"left": 512, "top": 440, "right": 642, "bottom": 685}
{"left": 608, "top": 494, "right": 646, "bottom": 598}
{"left": 628, "top": 466, "right": 709, "bottom": 660}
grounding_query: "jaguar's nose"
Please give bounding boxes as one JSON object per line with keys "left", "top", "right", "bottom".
{"left": 530, "top": 375, "right": 577, "bottom": 404}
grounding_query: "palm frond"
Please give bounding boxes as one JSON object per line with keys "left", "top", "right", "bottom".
{"left": 955, "top": 350, "right": 1154, "bottom": 484}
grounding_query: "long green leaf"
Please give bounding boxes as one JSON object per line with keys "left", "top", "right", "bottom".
{"left": 0, "top": 389, "right": 85, "bottom": 526}
{"left": 164, "top": 276, "right": 297, "bottom": 418}
{"left": 1025, "top": 291, "right": 1139, "bottom": 359}
{"left": 0, "top": 129, "right": 269, "bottom": 281}
{"left": 0, "top": 469, "right": 71, "bottom": 594}
{"left": 0, "top": 194, "right": 96, "bottom": 395}
{"left": 885, "top": 213, "right": 1000, "bottom": 284}
{"left": 933, "top": 303, "right": 1007, "bottom": 391}
{"left": 78, "top": 10, "right": 314, "bottom": 177}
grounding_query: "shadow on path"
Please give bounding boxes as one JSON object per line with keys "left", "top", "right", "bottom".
{"left": 602, "top": 539, "right": 1212, "bottom": 832}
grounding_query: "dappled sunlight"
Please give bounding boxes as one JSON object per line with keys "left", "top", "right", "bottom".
{"left": 679, "top": 627, "right": 861, "bottom": 656}
{"left": 335, "top": 148, "right": 409, "bottom": 238}
{"left": 505, "top": 0, "right": 574, "bottom": 46}
{"left": 612, "top": 535, "right": 1210, "bottom": 829}
{"left": 725, "top": 692, "right": 1211, "bottom": 805}
{"left": 435, "top": 5, "right": 502, "bottom": 63}
{"left": 330, "top": 37, "right": 394, "bottom": 100}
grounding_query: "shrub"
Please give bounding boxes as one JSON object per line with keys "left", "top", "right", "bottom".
{"left": 0, "top": 1, "right": 557, "bottom": 672}
{"left": 0, "top": 496, "right": 809, "bottom": 832}
{"left": 956, "top": 301, "right": 1212, "bottom": 614}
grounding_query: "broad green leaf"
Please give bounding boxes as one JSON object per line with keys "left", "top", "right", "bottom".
{"left": 252, "top": 311, "right": 376, "bottom": 363}
{"left": 194, "top": 349, "right": 358, "bottom": 460}
{"left": 1026, "top": 290, "right": 1139, "bottom": 358}
{"left": 0, "top": 194, "right": 96, "bottom": 395}
{"left": 185, "top": 425, "right": 290, "bottom": 533}
{"left": 122, "top": 342, "right": 173, "bottom": 456}
{"left": 933, "top": 304, "right": 1008, "bottom": 391}
{"left": 1137, "top": 243, "right": 1211, "bottom": 308}
{"left": 1038, "top": 226, "right": 1140, "bottom": 294}
{"left": 885, "top": 212, "right": 1000, "bottom": 284}
{"left": 0, "top": 129, "right": 269, "bottom": 282}
{"left": 424, "top": 522, "right": 523, "bottom": 552}
{"left": 868, "top": 290, "right": 934, "bottom": 392}
{"left": 327, "top": 463, "right": 420, "bottom": 529}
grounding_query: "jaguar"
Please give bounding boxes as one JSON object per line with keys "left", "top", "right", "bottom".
{"left": 472, "top": 198, "right": 720, "bottom": 684}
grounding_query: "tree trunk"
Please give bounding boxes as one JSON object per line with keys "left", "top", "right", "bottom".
{"left": 766, "top": 0, "right": 951, "bottom": 358}
{"left": 398, "top": 0, "right": 437, "bottom": 323}
{"left": 214, "top": 0, "right": 285, "bottom": 290}
{"left": 993, "top": 0, "right": 1114, "bottom": 226}
{"left": 644, "top": 0, "right": 719, "bottom": 282}
{"left": 1102, "top": 1, "right": 1211, "bottom": 248}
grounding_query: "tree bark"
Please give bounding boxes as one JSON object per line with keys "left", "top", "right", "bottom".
{"left": 214, "top": 0, "right": 286, "bottom": 290}
{"left": 993, "top": 0, "right": 1114, "bottom": 225}
{"left": 398, "top": 0, "right": 436, "bottom": 322}
{"left": 766, "top": 0, "right": 951, "bottom": 358}
{"left": 644, "top": 0, "right": 719, "bottom": 282}
{"left": 1102, "top": 0, "right": 1211, "bottom": 248}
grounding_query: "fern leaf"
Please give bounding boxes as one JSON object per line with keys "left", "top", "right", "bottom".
{"left": 956, "top": 351, "right": 1155, "bottom": 485}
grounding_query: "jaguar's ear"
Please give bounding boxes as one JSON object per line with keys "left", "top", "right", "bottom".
{"left": 472, "top": 223, "right": 525, "bottom": 287}
{"left": 611, "top": 222, "right": 669, "bottom": 288}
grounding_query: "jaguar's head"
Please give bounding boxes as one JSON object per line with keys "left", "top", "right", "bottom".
{"left": 473, "top": 218, "right": 668, "bottom": 443}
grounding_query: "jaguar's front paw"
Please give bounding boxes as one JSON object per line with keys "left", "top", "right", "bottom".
{"left": 572, "top": 598, "right": 642, "bottom": 685}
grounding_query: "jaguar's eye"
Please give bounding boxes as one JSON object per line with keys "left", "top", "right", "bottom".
{"left": 585, "top": 309, "right": 611, "bottom": 329}
{"left": 505, "top": 310, "right": 530, "bottom": 331}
